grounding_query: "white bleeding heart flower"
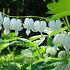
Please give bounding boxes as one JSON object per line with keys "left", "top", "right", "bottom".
{"left": 34, "top": 20, "right": 46, "bottom": 35}
{"left": 3, "top": 17, "right": 10, "bottom": 35}
{"left": 53, "top": 31, "right": 70, "bottom": 52}
{"left": 46, "top": 47, "right": 57, "bottom": 56}
{"left": 58, "top": 51, "right": 70, "bottom": 58}
{"left": 10, "top": 18, "right": 23, "bottom": 36}
{"left": 48, "top": 19, "right": 62, "bottom": 31}
{"left": 0, "top": 12, "right": 3, "bottom": 30}
{"left": 53, "top": 33, "right": 63, "bottom": 45}
{"left": 23, "top": 18, "right": 34, "bottom": 35}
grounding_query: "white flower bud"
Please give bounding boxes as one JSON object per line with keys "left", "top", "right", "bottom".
{"left": 46, "top": 47, "right": 57, "bottom": 56}
{"left": 58, "top": 51, "right": 70, "bottom": 58}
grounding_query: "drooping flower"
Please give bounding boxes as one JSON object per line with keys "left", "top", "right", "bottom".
{"left": 53, "top": 33, "right": 63, "bottom": 45}
{"left": 10, "top": 18, "right": 22, "bottom": 36}
{"left": 23, "top": 18, "right": 34, "bottom": 35}
{"left": 48, "top": 19, "right": 62, "bottom": 31}
{"left": 0, "top": 12, "right": 3, "bottom": 30}
{"left": 34, "top": 20, "right": 46, "bottom": 35}
{"left": 53, "top": 31, "right": 70, "bottom": 51}
{"left": 3, "top": 17, "right": 10, "bottom": 35}
{"left": 46, "top": 47, "right": 57, "bottom": 56}
{"left": 61, "top": 32, "right": 70, "bottom": 51}
{"left": 58, "top": 51, "right": 70, "bottom": 58}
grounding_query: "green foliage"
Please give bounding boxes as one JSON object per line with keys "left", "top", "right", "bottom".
{"left": 47, "top": 0, "right": 70, "bottom": 20}
{"left": 0, "top": 0, "right": 70, "bottom": 69}
{"left": 52, "top": 59, "right": 70, "bottom": 70}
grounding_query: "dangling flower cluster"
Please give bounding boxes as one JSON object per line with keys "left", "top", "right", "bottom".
{"left": 53, "top": 31, "right": 70, "bottom": 51}
{"left": 0, "top": 12, "right": 23, "bottom": 36}
{"left": 3, "top": 18, "right": 22, "bottom": 36}
{"left": 23, "top": 18, "right": 47, "bottom": 35}
{"left": 0, "top": 12, "right": 63, "bottom": 37}
{"left": 0, "top": 12, "right": 47, "bottom": 36}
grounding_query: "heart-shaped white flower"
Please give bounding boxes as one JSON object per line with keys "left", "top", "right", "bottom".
{"left": 10, "top": 18, "right": 22, "bottom": 36}
{"left": 53, "top": 31, "right": 70, "bottom": 51}
{"left": 3, "top": 17, "right": 10, "bottom": 35}
{"left": 23, "top": 18, "right": 34, "bottom": 35}
{"left": 48, "top": 19, "right": 62, "bottom": 31}
{"left": 34, "top": 20, "right": 46, "bottom": 35}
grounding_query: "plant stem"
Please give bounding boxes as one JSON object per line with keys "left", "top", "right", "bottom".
{"left": 65, "top": 16, "right": 70, "bottom": 31}
{"left": 1, "top": 12, "right": 49, "bottom": 22}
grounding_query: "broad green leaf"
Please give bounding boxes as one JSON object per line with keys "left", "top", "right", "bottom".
{"left": 47, "top": 0, "right": 70, "bottom": 20}
{"left": 47, "top": 2, "right": 61, "bottom": 14}
{"left": 47, "top": 0, "right": 70, "bottom": 14}
{"left": 49, "top": 12, "right": 70, "bottom": 21}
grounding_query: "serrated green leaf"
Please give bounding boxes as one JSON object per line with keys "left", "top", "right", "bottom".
{"left": 47, "top": 0, "right": 70, "bottom": 20}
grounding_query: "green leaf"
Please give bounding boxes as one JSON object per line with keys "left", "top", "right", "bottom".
{"left": 52, "top": 59, "right": 70, "bottom": 70}
{"left": 33, "top": 36, "right": 45, "bottom": 46}
{"left": 47, "top": 2, "right": 60, "bottom": 14}
{"left": 47, "top": 0, "right": 70, "bottom": 20}
{"left": 47, "top": 0, "right": 70, "bottom": 14}
{"left": 44, "top": 26, "right": 68, "bottom": 37}
{"left": 49, "top": 12, "right": 70, "bottom": 21}
{"left": 7, "top": 63, "right": 19, "bottom": 70}
{"left": 29, "top": 35, "right": 46, "bottom": 41}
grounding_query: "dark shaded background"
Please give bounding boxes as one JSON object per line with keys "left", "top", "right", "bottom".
{"left": 0, "top": 0, "right": 54, "bottom": 16}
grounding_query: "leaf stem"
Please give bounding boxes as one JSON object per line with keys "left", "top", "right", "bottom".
{"left": 65, "top": 16, "right": 70, "bottom": 31}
